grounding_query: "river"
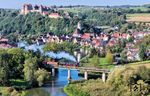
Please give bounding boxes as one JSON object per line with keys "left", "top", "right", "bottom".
{"left": 25, "top": 68, "right": 83, "bottom": 96}
{"left": 17, "top": 41, "right": 82, "bottom": 96}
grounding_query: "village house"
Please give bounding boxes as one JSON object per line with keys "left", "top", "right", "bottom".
{"left": 112, "top": 32, "right": 120, "bottom": 38}
{"left": 127, "top": 48, "right": 140, "bottom": 61}
{"left": 107, "top": 38, "right": 118, "bottom": 47}
{"left": 72, "top": 28, "right": 81, "bottom": 38}
{"left": 48, "top": 13, "right": 62, "bottom": 19}
{"left": 0, "top": 38, "right": 14, "bottom": 49}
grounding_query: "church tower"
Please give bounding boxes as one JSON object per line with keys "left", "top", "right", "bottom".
{"left": 77, "top": 21, "right": 82, "bottom": 30}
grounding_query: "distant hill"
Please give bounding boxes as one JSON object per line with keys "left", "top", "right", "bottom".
{"left": 143, "top": 4, "right": 150, "bottom": 8}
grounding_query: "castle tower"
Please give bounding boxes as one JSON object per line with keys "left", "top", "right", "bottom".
{"left": 20, "top": 4, "right": 27, "bottom": 14}
{"left": 22, "top": 4, "right": 33, "bottom": 15}
{"left": 39, "top": 5, "right": 43, "bottom": 13}
{"left": 24, "top": 4, "right": 29, "bottom": 14}
{"left": 20, "top": 4, "right": 51, "bottom": 15}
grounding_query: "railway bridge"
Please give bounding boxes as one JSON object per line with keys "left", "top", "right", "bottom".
{"left": 43, "top": 61, "right": 110, "bottom": 82}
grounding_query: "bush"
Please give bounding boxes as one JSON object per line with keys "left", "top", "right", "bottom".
{"left": 105, "top": 49, "right": 113, "bottom": 65}
{"left": 34, "top": 68, "right": 50, "bottom": 87}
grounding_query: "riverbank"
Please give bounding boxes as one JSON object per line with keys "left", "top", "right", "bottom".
{"left": 0, "top": 79, "right": 31, "bottom": 96}
{"left": 64, "top": 79, "right": 103, "bottom": 96}
{"left": 64, "top": 86, "right": 73, "bottom": 96}
{"left": 0, "top": 86, "right": 23, "bottom": 96}
{"left": 63, "top": 79, "right": 87, "bottom": 96}
{"left": 0, "top": 78, "right": 51, "bottom": 96}
{"left": 64, "top": 62, "right": 150, "bottom": 96}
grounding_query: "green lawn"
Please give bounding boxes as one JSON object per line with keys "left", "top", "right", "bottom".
{"left": 124, "top": 60, "right": 150, "bottom": 68}
{"left": 99, "top": 58, "right": 115, "bottom": 69}
{"left": 59, "top": 7, "right": 91, "bottom": 14}
{"left": 99, "top": 58, "right": 108, "bottom": 66}
{"left": 10, "top": 79, "right": 28, "bottom": 86}
{"left": 9, "top": 79, "right": 30, "bottom": 90}
{"left": 81, "top": 57, "right": 115, "bottom": 69}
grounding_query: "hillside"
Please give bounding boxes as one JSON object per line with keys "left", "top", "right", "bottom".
{"left": 0, "top": 9, "right": 78, "bottom": 36}
{"left": 65, "top": 61, "right": 150, "bottom": 96}
{"left": 0, "top": 7, "right": 126, "bottom": 36}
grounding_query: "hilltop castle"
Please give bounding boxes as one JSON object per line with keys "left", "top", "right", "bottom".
{"left": 20, "top": 4, "right": 51, "bottom": 15}
{"left": 20, "top": 4, "right": 63, "bottom": 18}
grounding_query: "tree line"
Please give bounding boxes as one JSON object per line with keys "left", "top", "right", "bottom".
{"left": 0, "top": 48, "right": 50, "bottom": 89}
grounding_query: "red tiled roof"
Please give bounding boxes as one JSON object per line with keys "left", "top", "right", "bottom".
{"left": 122, "top": 33, "right": 127, "bottom": 38}
{"left": 49, "top": 13, "right": 60, "bottom": 16}
{"left": 113, "top": 32, "right": 120, "bottom": 38}
{"left": 0, "top": 38, "right": 8, "bottom": 42}
{"left": 43, "top": 61, "right": 58, "bottom": 66}
{"left": 81, "top": 33, "right": 91, "bottom": 39}
{"left": 0, "top": 44, "right": 13, "bottom": 49}
{"left": 43, "top": 12, "right": 49, "bottom": 15}
{"left": 107, "top": 41, "right": 115, "bottom": 47}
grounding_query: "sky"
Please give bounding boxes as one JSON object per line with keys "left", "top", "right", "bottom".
{"left": 0, "top": 0, "right": 150, "bottom": 9}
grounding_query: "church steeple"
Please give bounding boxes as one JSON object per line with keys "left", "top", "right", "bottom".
{"left": 77, "top": 21, "right": 82, "bottom": 30}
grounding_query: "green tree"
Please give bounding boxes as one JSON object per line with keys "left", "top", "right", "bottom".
{"left": 105, "top": 49, "right": 113, "bottom": 65}
{"left": 89, "top": 48, "right": 98, "bottom": 57}
{"left": 35, "top": 68, "right": 50, "bottom": 86}
{"left": 43, "top": 42, "right": 58, "bottom": 52}
{"left": 7, "top": 48, "right": 25, "bottom": 78}
{"left": 23, "top": 57, "right": 38, "bottom": 86}
{"left": 0, "top": 67, "right": 7, "bottom": 85}
{"left": 43, "top": 41, "right": 79, "bottom": 54}
{"left": 92, "top": 55, "right": 100, "bottom": 67}
{"left": 139, "top": 44, "right": 146, "bottom": 61}
{"left": 120, "top": 50, "right": 127, "bottom": 64}
{"left": 0, "top": 52, "right": 12, "bottom": 85}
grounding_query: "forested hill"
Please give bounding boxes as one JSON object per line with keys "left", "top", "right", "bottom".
{"left": 0, "top": 8, "right": 126, "bottom": 36}
{"left": 0, "top": 8, "right": 79, "bottom": 36}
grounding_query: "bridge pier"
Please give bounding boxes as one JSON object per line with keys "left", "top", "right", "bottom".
{"left": 67, "top": 68, "right": 71, "bottom": 80}
{"left": 84, "top": 70, "right": 88, "bottom": 80}
{"left": 102, "top": 72, "right": 106, "bottom": 82}
{"left": 52, "top": 68, "right": 55, "bottom": 76}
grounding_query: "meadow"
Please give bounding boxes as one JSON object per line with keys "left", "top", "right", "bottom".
{"left": 127, "top": 13, "right": 150, "bottom": 22}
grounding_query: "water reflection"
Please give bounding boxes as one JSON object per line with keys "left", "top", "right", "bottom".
{"left": 25, "top": 88, "right": 50, "bottom": 96}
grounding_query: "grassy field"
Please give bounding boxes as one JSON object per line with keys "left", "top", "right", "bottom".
{"left": 59, "top": 7, "right": 91, "bottom": 14}
{"left": 126, "top": 13, "right": 150, "bottom": 22}
{"left": 59, "top": 7, "right": 104, "bottom": 14}
{"left": 65, "top": 60, "right": 150, "bottom": 96}
{"left": 81, "top": 57, "right": 115, "bottom": 69}
{"left": 124, "top": 60, "right": 150, "bottom": 68}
